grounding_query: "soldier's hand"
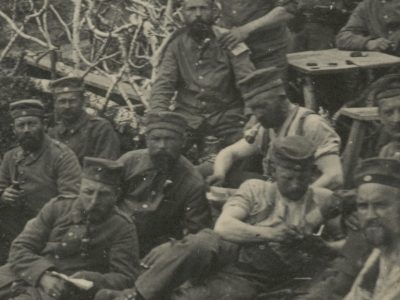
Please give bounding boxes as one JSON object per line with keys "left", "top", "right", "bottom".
{"left": 218, "top": 26, "right": 250, "bottom": 50}
{"left": 39, "top": 272, "right": 67, "bottom": 299}
{"left": 265, "top": 223, "right": 302, "bottom": 243}
{"left": 344, "top": 212, "right": 360, "bottom": 231}
{"left": 366, "top": 38, "right": 393, "bottom": 51}
{"left": 141, "top": 241, "right": 172, "bottom": 269}
{"left": 1, "top": 186, "right": 24, "bottom": 206}
{"left": 206, "top": 173, "right": 225, "bottom": 187}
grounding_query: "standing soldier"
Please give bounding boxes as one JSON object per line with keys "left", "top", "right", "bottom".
{"left": 49, "top": 76, "right": 121, "bottom": 165}
{"left": 0, "top": 99, "right": 81, "bottom": 263}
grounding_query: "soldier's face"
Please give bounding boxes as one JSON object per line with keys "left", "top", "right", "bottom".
{"left": 275, "top": 165, "right": 312, "bottom": 201}
{"left": 146, "top": 129, "right": 184, "bottom": 172}
{"left": 183, "top": 0, "right": 214, "bottom": 40}
{"left": 379, "top": 97, "right": 400, "bottom": 140}
{"left": 357, "top": 183, "right": 400, "bottom": 248}
{"left": 54, "top": 92, "right": 84, "bottom": 123}
{"left": 250, "top": 97, "right": 288, "bottom": 129}
{"left": 79, "top": 178, "right": 117, "bottom": 223}
{"left": 13, "top": 116, "right": 45, "bottom": 152}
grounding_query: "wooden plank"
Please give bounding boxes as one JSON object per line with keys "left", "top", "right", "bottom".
{"left": 339, "top": 107, "right": 379, "bottom": 121}
{"left": 24, "top": 51, "right": 141, "bottom": 102}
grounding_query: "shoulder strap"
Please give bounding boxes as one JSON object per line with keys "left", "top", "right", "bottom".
{"left": 296, "top": 109, "right": 316, "bottom": 136}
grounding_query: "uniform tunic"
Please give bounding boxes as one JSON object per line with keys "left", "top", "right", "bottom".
{"left": 0, "top": 135, "right": 81, "bottom": 264}
{"left": 218, "top": 0, "right": 296, "bottom": 69}
{"left": 150, "top": 29, "right": 254, "bottom": 142}
{"left": 0, "top": 196, "right": 139, "bottom": 299}
{"left": 118, "top": 149, "right": 212, "bottom": 255}
{"left": 49, "top": 112, "right": 121, "bottom": 165}
{"left": 336, "top": 0, "right": 400, "bottom": 53}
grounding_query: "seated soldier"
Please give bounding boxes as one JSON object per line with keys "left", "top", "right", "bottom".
{"left": 336, "top": 0, "right": 400, "bottom": 55}
{"left": 95, "top": 136, "right": 344, "bottom": 300}
{"left": 117, "top": 111, "right": 211, "bottom": 256}
{"left": 343, "top": 158, "right": 400, "bottom": 299}
{"left": 207, "top": 67, "right": 343, "bottom": 190}
{"left": 0, "top": 99, "right": 81, "bottom": 264}
{"left": 0, "top": 157, "right": 140, "bottom": 300}
{"left": 49, "top": 76, "right": 121, "bottom": 165}
{"left": 296, "top": 73, "right": 400, "bottom": 300}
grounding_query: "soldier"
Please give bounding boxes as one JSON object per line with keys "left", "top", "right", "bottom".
{"left": 95, "top": 135, "right": 343, "bottom": 300}
{"left": 0, "top": 99, "right": 81, "bottom": 264}
{"left": 117, "top": 111, "right": 211, "bottom": 256}
{"left": 150, "top": 0, "right": 257, "bottom": 159}
{"left": 336, "top": 0, "right": 400, "bottom": 55}
{"left": 0, "top": 157, "right": 140, "bottom": 300}
{"left": 343, "top": 158, "right": 400, "bottom": 299}
{"left": 49, "top": 76, "right": 121, "bottom": 165}
{"left": 207, "top": 67, "right": 343, "bottom": 190}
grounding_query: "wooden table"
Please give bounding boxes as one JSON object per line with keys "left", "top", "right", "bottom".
{"left": 287, "top": 49, "right": 400, "bottom": 111}
{"left": 340, "top": 107, "right": 380, "bottom": 188}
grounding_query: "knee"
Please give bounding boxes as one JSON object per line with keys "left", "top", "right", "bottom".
{"left": 179, "top": 229, "right": 220, "bottom": 260}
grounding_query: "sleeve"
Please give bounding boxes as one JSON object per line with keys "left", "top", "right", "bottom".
{"left": 276, "top": 0, "right": 300, "bottom": 15}
{"left": 303, "top": 114, "right": 341, "bottom": 160}
{"left": 92, "top": 121, "right": 121, "bottom": 161}
{"left": 55, "top": 148, "right": 82, "bottom": 197}
{"left": 182, "top": 180, "right": 212, "bottom": 234}
{"left": 0, "top": 152, "right": 12, "bottom": 197}
{"left": 223, "top": 180, "right": 265, "bottom": 214}
{"left": 336, "top": 1, "right": 373, "bottom": 50}
{"left": 149, "top": 41, "right": 179, "bottom": 112}
{"left": 86, "top": 222, "right": 140, "bottom": 290}
{"left": 8, "top": 200, "right": 58, "bottom": 286}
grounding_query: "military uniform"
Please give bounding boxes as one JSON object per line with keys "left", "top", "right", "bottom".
{"left": 336, "top": 0, "right": 400, "bottom": 54}
{"left": 218, "top": 0, "right": 297, "bottom": 70}
{"left": 150, "top": 28, "right": 255, "bottom": 151}
{"left": 118, "top": 149, "right": 212, "bottom": 256}
{"left": 0, "top": 195, "right": 139, "bottom": 299}
{"left": 49, "top": 112, "right": 121, "bottom": 165}
{"left": 0, "top": 134, "right": 81, "bottom": 264}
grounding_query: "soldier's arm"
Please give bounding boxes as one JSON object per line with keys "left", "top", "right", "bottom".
{"left": 92, "top": 120, "right": 121, "bottom": 160}
{"left": 72, "top": 221, "right": 140, "bottom": 290}
{"left": 214, "top": 180, "right": 299, "bottom": 243}
{"left": 55, "top": 147, "right": 81, "bottom": 196}
{"left": 8, "top": 200, "right": 58, "bottom": 287}
{"left": 0, "top": 152, "right": 12, "bottom": 198}
{"left": 149, "top": 41, "right": 179, "bottom": 112}
{"left": 336, "top": 1, "right": 373, "bottom": 50}
{"left": 182, "top": 180, "right": 212, "bottom": 233}
{"left": 218, "top": 1, "right": 297, "bottom": 49}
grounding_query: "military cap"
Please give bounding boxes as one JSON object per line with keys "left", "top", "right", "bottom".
{"left": 9, "top": 99, "right": 44, "bottom": 119}
{"left": 271, "top": 135, "right": 316, "bottom": 170}
{"left": 237, "top": 67, "right": 286, "bottom": 107}
{"left": 370, "top": 74, "right": 400, "bottom": 105}
{"left": 82, "top": 157, "right": 123, "bottom": 186}
{"left": 354, "top": 158, "right": 400, "bottom": 189}
{"left": 50, "top": 76, "right": 84, "bottom": 94}
{"left": 145, "top": 111, "right": 187, "bottom": 135}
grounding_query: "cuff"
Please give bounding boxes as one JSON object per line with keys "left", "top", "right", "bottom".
{"left": 14, "top": 259, "right": 55, "bottom": 287}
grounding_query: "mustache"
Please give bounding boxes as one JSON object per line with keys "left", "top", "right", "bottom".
{"left": 364, "top": 219, "right": 385, "bottom": 229}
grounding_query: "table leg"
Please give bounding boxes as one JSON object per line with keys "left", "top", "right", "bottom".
{"left": 341, "top": 120, "right": 366, "bottom": 188}
{"left": 302, "top": 75, "right": 318, "bottom": 112}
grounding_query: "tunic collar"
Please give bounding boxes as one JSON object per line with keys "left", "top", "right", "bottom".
{"left": 57, "top": 111, "right": 90, "bottom": 135}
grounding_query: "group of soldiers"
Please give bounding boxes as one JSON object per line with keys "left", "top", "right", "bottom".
{"left": 0, "top": 0, "right": 400, "bottom": 299}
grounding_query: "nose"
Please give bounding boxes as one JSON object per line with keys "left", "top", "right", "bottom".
{"left": 366, "top": 205, "right": 378, "bottom": 220}
{"left": 195, "top": 7, "right": 202, "bottom": 17}
{"left": 87, "top": 190, "right": 100, "bottom": 211}
{"left": 22, "top": 124, "right": 32, "bottom": 133}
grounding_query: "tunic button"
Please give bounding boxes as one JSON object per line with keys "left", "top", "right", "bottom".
{"left": 70, "top": 129, "right": 74, "bottom": 134}
{"left": 201, "top": 101, "right": 207, "bottom": 106}
{"left": 199, "top": 75, "right": 204, "bottom": 80}
{"left": 201, "top": 88, "right": 205, "bottom": 92}
{"left": 258, "top": 245, "right": 266, "bottom": 250}
{"left": 55, "top": 255, "right": 60, "bottom": 259}
{"left": 384, "top": 15, "right": 389, "bottom": 19}
{"left": 68, "top": 232, "right": 74, "bottom": 237}
{"left": 232, "top": 10, "right": 237, "bottom": 14}
{"left": 198, "top": 60, "right": 203, "bottom": 64}
{"left": 61, "top": 242, "right": 67, "bottom": 247}
{"left": 151, "top": 191, "right": 156, "bottom": 196}
{"left": 142, "top": 204, "right": 149, "bottom": 209}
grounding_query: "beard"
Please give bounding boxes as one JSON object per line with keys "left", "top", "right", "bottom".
{"left": 187, "top": 19, "right": 214, "bottom": 42}
{"left": 258, "top": 104, "right": 287, "bottom": 129}
{"left": 151, "top": 151, "right": 178, "bottom": 173}
{"left": 17, "top": 132, "right": 44, "bottom": 152}
{"left": 363, "top": 220, "right": 392, "bottom": 247}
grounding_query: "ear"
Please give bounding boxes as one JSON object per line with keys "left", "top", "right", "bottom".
{"left": 212, "top": 1, "right": 221, "bottom": 21}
